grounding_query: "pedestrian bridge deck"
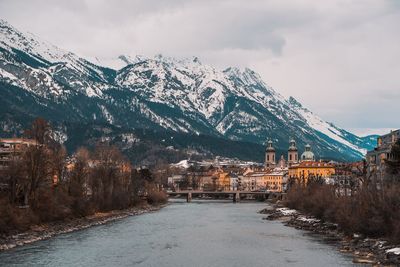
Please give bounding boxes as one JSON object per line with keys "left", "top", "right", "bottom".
{"left": 167, "top": 190, "right": 284, "bottom": 202}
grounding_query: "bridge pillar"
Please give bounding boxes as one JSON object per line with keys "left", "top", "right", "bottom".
{"left": 233, "top": 192, "right": 240, "bottom": 203}
{"left": 187, "top": 192, "right": 192, "bottom": 203}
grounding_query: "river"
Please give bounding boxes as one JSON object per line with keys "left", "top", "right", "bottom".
{"left": 0, "top": 200, "right": 357, "bottom": 267}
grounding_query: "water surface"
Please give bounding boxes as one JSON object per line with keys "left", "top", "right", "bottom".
{"left": 0, "top": 200, "right": 356, "bottom": 266}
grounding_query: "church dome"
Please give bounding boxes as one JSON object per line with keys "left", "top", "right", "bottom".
{"left": 301, "top": 144, "right": 315, "bottom": 161}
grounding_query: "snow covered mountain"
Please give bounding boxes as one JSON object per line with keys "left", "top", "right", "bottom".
{"left": 0, "top": 19, "right": 376, "bottom": 161}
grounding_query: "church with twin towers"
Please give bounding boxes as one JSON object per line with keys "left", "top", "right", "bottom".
{"left": 265, "top": 139, "right": 316, "bottom": 168}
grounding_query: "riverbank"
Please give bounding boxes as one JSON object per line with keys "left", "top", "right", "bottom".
{"left": 260, "top": 204, "right": 400, "bottom": 266}
{"left": 0, "top": 203, "right": 165, "bottom": 252}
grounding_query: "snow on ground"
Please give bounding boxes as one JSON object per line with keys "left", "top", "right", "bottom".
{"left": 386, "top": 248, "right": 400, "bottom": 255}
{"left": 293, "top": 104, "right": 367, "bottom": 155}
{"left": 297, "top": 216, "right": 320, "bottom": 223}
{"left": 51, "top": 130, "right": 68, "bottom": 144}
{"left": 276, "top": 208, "right": 297, "bottom": 215}
{"left": 172, "top": 160, "right": 190, "bottom": 169}
{"left": 120, "top": 133, "right": 139, "bottom": 144}
{"left": 85, "top": 86, "right": 102, "bottom": 98}
{"left": 99, "top": 105, "right": 114, "bottom": 124}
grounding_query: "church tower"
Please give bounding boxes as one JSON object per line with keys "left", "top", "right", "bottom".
{"left": 287, "top": 138, "right": 298, "bottom": 166}
{"left": 265, "top": 139, "right": 276, "bottom": 167}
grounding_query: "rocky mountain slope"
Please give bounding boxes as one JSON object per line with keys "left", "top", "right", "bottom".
{"left": 0, "top": 19, "right": 376, "bottom": 162}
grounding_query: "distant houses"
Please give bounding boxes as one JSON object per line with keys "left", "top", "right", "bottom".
{"left": 0, "top": 138, "right": 38, "bottom": 190}
{"left": 167, "top": 138, "right": 337, "bottom": 193}
{"left": 0, "top": 138, "right": 37, "bottom": 169}
{"left": 167, "top": 132, "right": 400, "bottom": 194}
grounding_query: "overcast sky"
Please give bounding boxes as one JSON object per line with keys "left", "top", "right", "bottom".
{"left": 0, "top": 0, "right": 399, "bottom": 136}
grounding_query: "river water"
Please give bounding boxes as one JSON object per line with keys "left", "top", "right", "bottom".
{"left": 0, "top": 200, "right": 357, "bottom": 267}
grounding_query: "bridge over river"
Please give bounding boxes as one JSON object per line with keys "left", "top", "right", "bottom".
{"left": 167, "top": 190, "right": 285, "bottom": 202}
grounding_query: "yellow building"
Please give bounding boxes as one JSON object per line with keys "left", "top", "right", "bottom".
{"left": 214, "top": 169, "right": 231, "bottom": 191}
{"left": 199, "top": 173, "right": 215, "bottom": 191}
{"left": 289, "top": 161, "right": 335, "bottom": 184}
{"left": 264, "top": 170, "right": 286, "bottom": 192}
{"left": 245, "top": 171, "right": 268, "bottom": 191}
{"left": 239, "top": 168, "right": 286, "bottom": 192}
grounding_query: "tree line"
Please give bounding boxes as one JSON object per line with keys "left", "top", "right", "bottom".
{"left": 0, "top": 118, "right": 167, "bottom": 234}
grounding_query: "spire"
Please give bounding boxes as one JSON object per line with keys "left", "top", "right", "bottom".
{"left": 265, "top": 139, "right": 276, "bottom": 167}
{"left": 266, "top": 139, "right": 275, "bottom": 152}
{"left": 288, "top": 138, "right": 297, "bottom": 151}
{"left": 288, "top": 137, "right": 298, "bottom": 165}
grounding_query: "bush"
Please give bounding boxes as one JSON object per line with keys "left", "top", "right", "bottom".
{"left": 147, "top": 190, "right": 168, "bottom": 205}
{"left": 34, "top": 188, "right": 73, "bottom": 222}
{"left": 285, "top": 182, "right": 400, "bottom": 241}
{"left": 71, "top": 198, "right": 95, "bottom": 217}
{"left": 0, "top": 197, "right": 38, "bottom": 233}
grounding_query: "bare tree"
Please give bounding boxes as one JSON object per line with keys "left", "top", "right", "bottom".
{"left": 51, "top": 145, "right": 67, "bottom": 184}
{"left": 22, "top": 118, "right": 54, "bottom": 206}
{"left": 69, "top": 147, "right": 90, "bottom": 198}
{"left": 91, "top": 143, "right": 127, "bottom": 210}
{"left": 23, "top": 145, "right": 53, "bottom": 206}
{"left": 4, "top": 157, "right": 26, "bottom": 205}
{"left": 24, "top": 117, "right": 51, "bottom": 145}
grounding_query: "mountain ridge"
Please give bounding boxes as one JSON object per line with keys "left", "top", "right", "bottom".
{"left": 0, "top": 19, "right": 377, "bottom": 162}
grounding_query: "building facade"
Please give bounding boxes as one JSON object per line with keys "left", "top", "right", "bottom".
{"left": 288, "top": 162, "right": 335, "bottom": 185}
{"left": 366, "top": 129, "right": 400, "bottom": 179}
{"left": 263, "top": 169, "right": 287, "bottom": 192}
{"left": 0, "top": 138, "right": 37, "bottom": 169}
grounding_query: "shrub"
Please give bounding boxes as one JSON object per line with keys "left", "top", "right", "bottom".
{"left": 34, "top": 188, "right": 73, "bottom": 222}
{"left": 71, "top": 198, "right": 95, "bottom": 217}
{"left": 285, "top": 182, "right": 400, "bottom": 241}
{"left": 147, "top": 190, "right": 168, "bottom": 205}
{"left": 0, "top": 197, "right": 38, "bottom": 233}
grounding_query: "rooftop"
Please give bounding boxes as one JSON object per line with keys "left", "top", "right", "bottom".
{"left": 0, "top": 138, "right": 37, "bottom": 145}
{"left": 289, "top": 161, "right": 334, "bottom": 168}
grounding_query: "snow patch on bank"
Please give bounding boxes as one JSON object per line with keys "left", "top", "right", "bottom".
{"left": 386, "top": 248, "right": 400, "bottom": 255}
{"left": 297, "top": 216, "right": 320, "bottom": 223}
{"left": 276, "top": 208, "right": 297, "bottom": 216}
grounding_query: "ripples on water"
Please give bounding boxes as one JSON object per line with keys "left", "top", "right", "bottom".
{"left": 0, "top": 200, "right": 356, "bottom": 267}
